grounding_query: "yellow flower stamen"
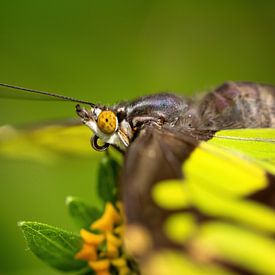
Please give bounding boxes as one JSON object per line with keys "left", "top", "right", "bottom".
{"left": 80, "top": 229, "right": 105, "bottom": 245}
{"left": 118, "top": 266, "right": 131, "bottom": 275}
{"left": 106, "top": 242, "right": 119, "bottom": 258}
{"left": 111, "top": 257, "right": 127, "bottom": 267}
{"left": 116, "top": 201, "right": 124, "bottom": 215}
{"left": 75, "top": 243, "right": 97, "bottom": 261}
{"left": 112, "top": 258, "right": 131, "bottom": 275}
{"left": 91, "top": 203, "right": 122, "bottom": 231}
{"left": 106, "top": 232, "right": 123, "bottom": 247}
{"left": 76, "top": 202, "right": 132, "bottom": 275}
{"left": 114, "top": 225, "right": 124, "bottom": 236}
{"left": 88, "top": 259, "right": 110, "bottom": 270}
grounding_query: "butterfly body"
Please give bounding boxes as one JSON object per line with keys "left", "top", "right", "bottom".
{"left": 196, "top": 82, "right": 275, "bottom": 129}
{"left": 1, "top": 81, "right": 275, "bottom": 274}
{"left": 75, "top": 81, "right": 275, "bottom": 154}
{"left": 114, "top": 83, "right": 275, "bottom": 275}
{"left": 113, "top": 82, "right": 275, "bottom": 139}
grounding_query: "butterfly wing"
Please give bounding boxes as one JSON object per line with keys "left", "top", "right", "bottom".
{"left": 121, "top": 126, "right": 197, "bottom": 242}
{"left": 0, "top": 119, "right": 99, "bottom": 162}
{"left": 122, "top": 127, "right": 275, "bottom": 275}
{"left": 208, "top": 128, "right": 275, "bottom": 174}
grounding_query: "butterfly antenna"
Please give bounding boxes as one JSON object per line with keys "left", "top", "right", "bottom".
{"left": 0, "top": 83, "right": 95, "bottom": 106}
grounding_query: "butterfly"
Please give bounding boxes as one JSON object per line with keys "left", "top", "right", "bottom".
{"left": 1, "top": 82, "right": 275, "bottom": 275}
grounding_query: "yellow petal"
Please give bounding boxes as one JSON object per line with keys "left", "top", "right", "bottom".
{"left": 106, "top": 243, "right": 119, "bottom": 258}
{"left": 118, "top": 267, "right": 131, "bottom": 275}
{"left": 91, "top": 203, "right": 122, "bottom": 231}
{"left": 75, "top": 243, "right": 97, "bottom": 261}
{"left": 114, "top": 225, "right": 124, "bottom": 237}
{"left": 107, "top": 232, "right": 123, "bottom": 247}
{"left": 80, "top": 229, "right": 105, "bottom": 245}
{"left": 116, "top": 201, "right": 125, "bottom": 217}
{"left": 88, "top": 259, "right": 110, "bottom": 270}
{"left": 111, "top": 257, "right": 127, "bottom": 267}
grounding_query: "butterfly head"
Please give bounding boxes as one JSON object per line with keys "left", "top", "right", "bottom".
{"left": 76, "top": 93, "right": 191, "bottom": 152}
{"left": 76, "top": 104, "right": 133, "bottom": 152}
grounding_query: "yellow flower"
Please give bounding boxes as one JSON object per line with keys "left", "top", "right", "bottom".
{"left": 75, "top": 202, "right": 131, "bottom": 275}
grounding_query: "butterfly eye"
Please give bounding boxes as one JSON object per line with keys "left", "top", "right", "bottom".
{"left": 97, "top": 110, "right": 117, "bottom": 134}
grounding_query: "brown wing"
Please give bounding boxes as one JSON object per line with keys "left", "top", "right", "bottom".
{"left": 121, "top": 126, "right": 197, "bottom": 255}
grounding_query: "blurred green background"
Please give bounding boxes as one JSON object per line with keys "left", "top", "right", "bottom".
{"left": 0, "top": 1, "right": 275, "bottom": 274}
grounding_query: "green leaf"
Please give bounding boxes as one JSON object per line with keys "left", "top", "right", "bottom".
{"left": 97, "top": 155, "right": 121, "bottom": 204}
{"left": 18, "top": 221, "right": 85, "bottom": 271}
{"left": 66, "top": 196, "right": 102, "bottom": 229}
{"left": 78, "top": 267, "right": 95, "bottom": 275}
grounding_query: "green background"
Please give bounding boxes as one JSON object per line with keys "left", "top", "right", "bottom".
{"left": 0, "top": 1, "right": 275, "bottom": 274}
